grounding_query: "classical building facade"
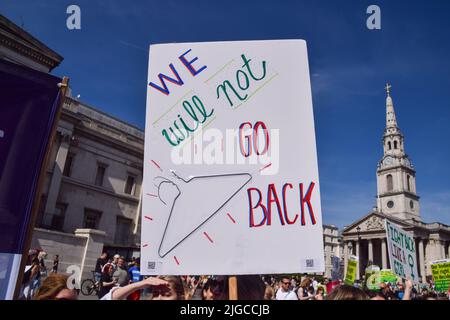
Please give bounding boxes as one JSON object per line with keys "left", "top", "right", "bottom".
{"left": 322, "top": 224, "right": 343, "bottom": 278}
{"left": 342, "top": 85, "right": 450, "bottom": 282}
{"left": 36, "top": 96, "right": 144, "bottom": 259}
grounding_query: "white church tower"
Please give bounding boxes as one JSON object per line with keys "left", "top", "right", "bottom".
{"left": 376, "top": 84, "right": 420, "bottom": 221}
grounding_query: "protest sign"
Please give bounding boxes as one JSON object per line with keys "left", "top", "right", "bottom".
{"left": 379, "top": 269, "right": 401, "bottom": 284}
{"left": 430, "top": 259, "right": 450, "bottom": 292}
{"left": 0, "top": 59, "right": 63, "bottom": 299}
{"left": 385, "top": 220, "right": 419, "bottom": 282}
{"left": 365, "top": 265, "right": 381, "bottom": 290}
{"left": 142, "top": 40, "right": 324, "bottom": 275}
{"left": 344, "top": 255, "right": 358, "bottom": 285}
{"left": 331, "top": 255, "right": 342, "bottom": 281}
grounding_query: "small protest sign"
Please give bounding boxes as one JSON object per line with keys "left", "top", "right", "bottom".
{"left": 344, "top": 255, "right": 358, "bottom": 285}
{"left": 430, "top": 259, "right": 450, "bottom": 292}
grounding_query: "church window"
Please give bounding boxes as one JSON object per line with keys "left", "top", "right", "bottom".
{"left": 387, "top": 201, "right": 394, "bottom": 208}
{"left": 388, "top": 142, "right": 392, "bottom": 150}
{"left": 387, "top": 174, "right": 393, "bottom": 191}
{"left": 410, "top": 200, "right": 414, "bottom": 209}
{"left": 407, "top": 175, "right": 411, "bottom": 191}
{"left": 394, "top": 141, "right": 398, "bottom": 149}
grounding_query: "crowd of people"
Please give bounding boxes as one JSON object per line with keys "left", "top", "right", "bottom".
{"left": 20, "top": 251, "right": 450, "bottom": 301}
{"left": 264, "top": 275, "right": 450, "bottom": 301}
{"left": 19, "top": 248, "right": 59, "bottom": 299}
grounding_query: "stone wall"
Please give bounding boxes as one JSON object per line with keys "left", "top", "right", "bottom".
{"left": 31, "top": 228, "right": 106, "bottom": 282}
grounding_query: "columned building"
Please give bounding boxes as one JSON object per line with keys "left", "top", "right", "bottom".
{"left": 323, "top": 224, "right": 343, "bottom": 278}
{"left": 342, "top": 85, "right": 450, "bottom": 283}
{"left": 1, "top": 14, "right": 144, "bottom": 280}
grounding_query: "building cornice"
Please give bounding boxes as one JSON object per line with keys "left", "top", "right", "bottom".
{"left": 0, "top": 15, "right": 63, "bottom": 71}
{"left": 61, "top": 176, "right": 140, "bottom": 204}
{"left": 378, "top": 190, "right": 419, "bottom": 200}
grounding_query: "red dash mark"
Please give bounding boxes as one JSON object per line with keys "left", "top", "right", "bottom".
{"left": 146, "top": 193, "right": 158, "bottom": 197}
{"left": 150, "top": 159, "right": 163, "bottom": 172}
{"left": 174, "top": 256, "right": 180, "bottom": 265}
{"left": 142, "top": 244, "right": 149, "bottom": 248}
{"left": 259, "top": 163, "right": 272, "bottom": 172}
{"left": 227, "top": 213, "right": 236, "bottom": 224}
{"left": 203, "top": 232, "right": 214, "bottom": 243}
{"left": 144, "top": 215, "right": 153, "bottom": 221}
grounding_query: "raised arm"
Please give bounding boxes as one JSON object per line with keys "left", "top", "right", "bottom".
{"left": 402, "top": 279, "right": 413, "bottom": 300}
{"left": 110, "top": 277, "right": 169, "bottom": 300}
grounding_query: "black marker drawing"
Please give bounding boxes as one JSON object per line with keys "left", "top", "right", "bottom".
{"left": 154, "top": 171, "right": 252, "bottom": 258}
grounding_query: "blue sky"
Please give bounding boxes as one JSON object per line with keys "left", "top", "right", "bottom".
{"left": 1, "top": 0, "right": 449, "bottom": 228}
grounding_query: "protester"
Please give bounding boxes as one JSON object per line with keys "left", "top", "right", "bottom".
{"left": 218, "top": 275, "right": 266, "bottom": 300}
{"left": 34, "top": 274, "right": 78, "bottom": 300}
{"left": 101, "top": 276, "right": 170, "bottom": 300}
{"left": 275, "top": 277, "right": 298, "bottom": 300}
{"left": 20, "top": 249, "right": 41, "bottom": 300}
{"left": 314, "top": 286, "right": 325, "bottom": 300}
{"left": 98, "top": 264, "right": 117, "bottom": 299}
{"left": 112, "top": 257, "right": 129, "bottom": 287}
{"left": 37, "top": 251, "right": 48, "bottom": 278}
{"left": 202, "top": 277, "right": 226, "bottom": 300}
{"left": 325, "top": 285, "right": 369, "bottom": 300}
{"left": 127, "top": 258, "right": 142, "bottom": 300}
{"left": 51, "top": 255, "right": 59, "bottom": 273}
{"left": 94, "top": 252, "right": 108, "bottom": 284}
{"left": 297, "top": 277, "right": 312, "bottom": 301}
{"left": 264, "top": 284, "right": 275, "bottom": 300}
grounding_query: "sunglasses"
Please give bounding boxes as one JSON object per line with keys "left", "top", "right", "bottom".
{"left": 282, "top": 282, "right": 290, "bottom": 285}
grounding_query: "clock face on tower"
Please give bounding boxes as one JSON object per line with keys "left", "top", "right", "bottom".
{"left": 383, "top": 156, "right": 393, "bottom": 165}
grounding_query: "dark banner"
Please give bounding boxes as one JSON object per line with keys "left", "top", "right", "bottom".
{"left": 0, "top": 59, "right": 61, "bottom": 254}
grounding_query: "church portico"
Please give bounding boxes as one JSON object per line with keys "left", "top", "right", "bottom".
{"left": 342, "top": 84, "right": 450, "bottom": 284}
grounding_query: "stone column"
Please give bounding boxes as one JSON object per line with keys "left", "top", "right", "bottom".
{"left": 355, "top": 241, "right": 360, "bottom": 280}
{"left": 344, "top": 241, "right": 349, "bottom": 276}
{"left": 447, "top": 243, "right": 450, "bottom": 258}
{"left": 418, "top": 239, "right": 426, "bottom": 283}
{"left": 44, "top": 132, "right": 71, "bottom": 222}
{"left": 368, "top": 239, "right": 374, "bottom": 263}
{"left": 381, "top": 238, "right": 387, "bottom": 269}
{"left": 75, "top": 229, "right": 107, "bottom": 284}
{"left": 440, "top": 240, "right": 446, "bottom": 259}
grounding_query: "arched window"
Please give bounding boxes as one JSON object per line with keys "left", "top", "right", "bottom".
{"left": 407, "top": 175, "right": 411, "bottom": 191}
{"left": 394, "top": 141, "right": 398, "bottom": 149}
{"left": 387, "top": 174, "right": 393, "bottom": 191}
{"left": 388, "top": 141, "right": 392, "bottom": 150}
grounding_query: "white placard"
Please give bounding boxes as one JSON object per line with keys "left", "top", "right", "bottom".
{"left": 385, "top": 220, "right": 419, "bottom": 282}
{"left": 142, "top": 40, "right": 324, "bottom": 275}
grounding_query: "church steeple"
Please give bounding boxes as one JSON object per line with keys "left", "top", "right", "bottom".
{"left": 385, "top": 83, "right": 398, "bottom": 129}
{"left": 382, "top": 84, "right": 404, "bottom": 157}
{"left": 376, "top": 83, "right": 420, "bottom": 222}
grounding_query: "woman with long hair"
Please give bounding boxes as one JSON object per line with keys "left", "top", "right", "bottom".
{"left": 34, "top": 273, "right": 78, "bottom": 300}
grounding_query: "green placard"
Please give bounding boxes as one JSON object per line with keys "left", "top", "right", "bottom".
{"left": 430, "top": 260, "right": 450, "bottom": 292}
{"left": 344, "top": 256, "right": 358, "bottom": 285}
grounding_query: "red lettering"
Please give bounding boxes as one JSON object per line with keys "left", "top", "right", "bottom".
{"left": 267, "top": 183, "right": 285, "bottom": 225}
{"left": 239, "top": 122, "right": 253, "bottom": 157}
{"left": 253, "top": 121, "right": 269, "bottom": 155}
{"left": 299, "top": 182, "right": 316, "bottom": 225}
{"left": 247, "top": 188, "right": 267, "bottom": 227}
{"left": 282, "top": 183, "right": 298, "bottom": 224}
